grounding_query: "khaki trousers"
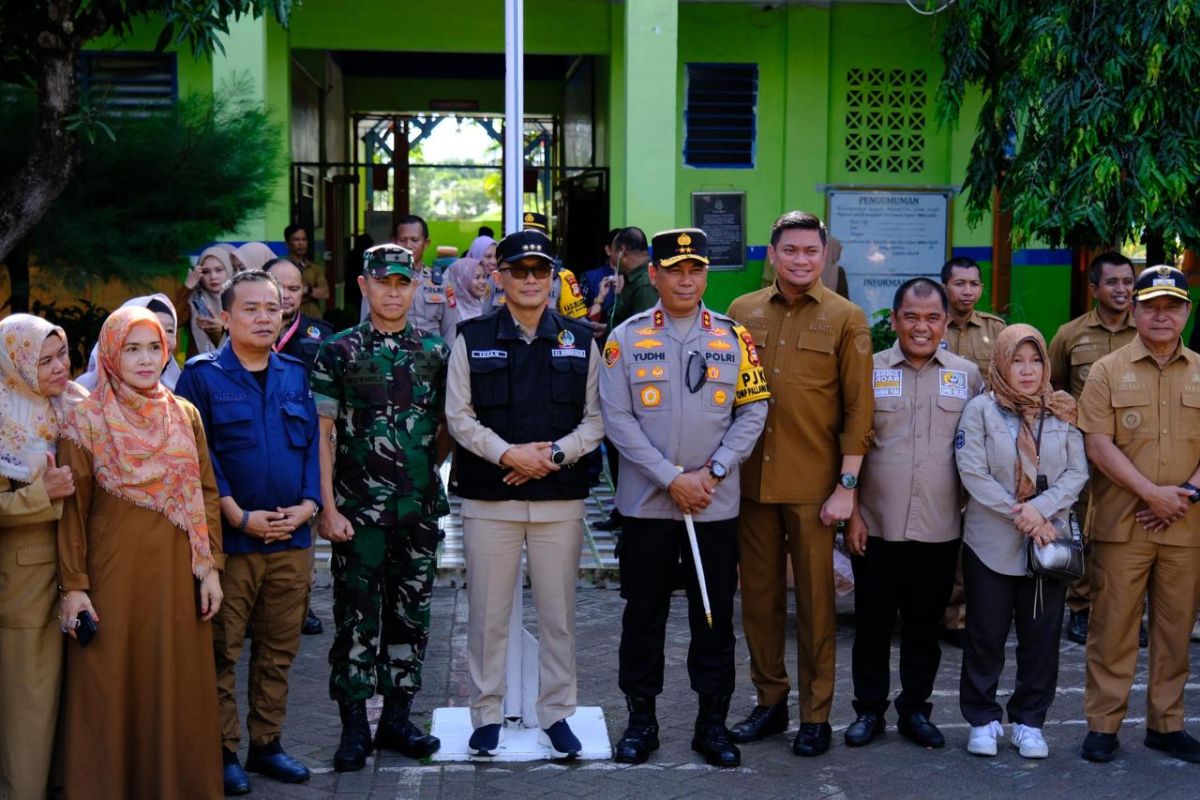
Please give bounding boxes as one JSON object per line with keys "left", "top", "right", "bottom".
{"left": 213, "top": 547, "right": 310, "bottom": 749}
{"left": 463, "top": 516, "right": 582, "bottom": 729}
{"left": 0, "top": 527, "right": 61, "bottom": 800}
{"left": 1085, "top": 539, "right": 1200, "bottom": 733}
{"left": 738, "top": 500, "right": 836, "bottom": 722}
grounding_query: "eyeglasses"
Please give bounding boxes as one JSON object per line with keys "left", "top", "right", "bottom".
{"left": 685, "top": 350, "right": 707, "bottom": 394}
{"left": 501, "top": 264, "right": 553, "bottom": 280}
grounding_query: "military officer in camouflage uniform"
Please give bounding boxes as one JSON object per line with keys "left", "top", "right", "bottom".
{"left": 360, "top": 215, "right": 460, "bottom": 339}
{"left": 312, "top": 244, "right": 450, "bottom": 772}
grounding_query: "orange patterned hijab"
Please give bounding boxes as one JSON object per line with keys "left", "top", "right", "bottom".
{"left": 62, "top": 307, "right": 213, "bottom": 577}
{"left": 0, "top": 314, "right": 85, "bottom": 482}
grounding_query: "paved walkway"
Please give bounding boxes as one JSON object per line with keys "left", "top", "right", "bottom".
{"left": 239, "top": 580, "right": 1200, "bottom": 800}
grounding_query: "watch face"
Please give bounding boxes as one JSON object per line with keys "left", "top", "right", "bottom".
{"left": 840, "top": 473, "right": 857, "bottom": 489}
{"left": 710, "top": 462, "right": 727, "bottom": 479}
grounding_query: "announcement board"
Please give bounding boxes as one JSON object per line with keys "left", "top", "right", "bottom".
{"left": 691, "top": 192, "right": 745, "bottom": 270}
{"left": 826, "top": 190, "right": 951, "bottom": 320}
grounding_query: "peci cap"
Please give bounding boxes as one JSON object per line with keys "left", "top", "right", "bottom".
{"left": 652, "top": 228, "right": 709, "bottom": 267}
{"left": 496, "top": 230, "right": 555, "bottom": 265}
{"left": 363, "top": 244, "right": 417, "bottom": 280}
{"left": 1133, "top": 264, "right": 1190, "bottom": 303}
{"left": 522, "top": 211, "right": 549, "bottom": 232}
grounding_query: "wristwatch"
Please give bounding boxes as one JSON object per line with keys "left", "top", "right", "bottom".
{"left": 708, "top": 460, "right": 728, "bottom": 482}
{"left": 550, "top": 443, "right": 566, "bottom": 466}
{"left": 1182, "top": 481, "right": 1200, "bottom": 504}
{"left": 839, "top": 473, "right": 858, "bottom": 490}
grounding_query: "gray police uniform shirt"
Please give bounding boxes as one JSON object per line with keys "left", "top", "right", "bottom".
{"left": 598, "top": 302, "right": 770, "bottom": 522}
{"left": 409, "top": 265, "right": 459, "bottom": 341}
{"left": 955, "top": 393, "right": 1088, "bottom": 575}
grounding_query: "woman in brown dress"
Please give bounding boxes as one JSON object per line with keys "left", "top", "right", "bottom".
{"left": 57, "top": 306, "right": 225, "bottom": 799}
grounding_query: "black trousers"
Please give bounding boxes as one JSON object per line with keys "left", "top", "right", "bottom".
{"left": 959, "top": 544, "right": 1066, "bottom": 727}
{"left": 850, "top": 537, "right": 959, "bottom": 718}
{"left": 618, "top": 516, "right": 738, "bottom": 698}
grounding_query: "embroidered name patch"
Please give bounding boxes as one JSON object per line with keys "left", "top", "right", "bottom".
{"left": 551, "top": 348, "right": 586, "bottom": 358}
{"left": 471, "top": 349, "right": 507, "bottom": 359}
{"left": 939, "top": 369, "right": 969, "bottom": 399}
{"left": 873, "top": 369, "right": 903, "bottom": 398}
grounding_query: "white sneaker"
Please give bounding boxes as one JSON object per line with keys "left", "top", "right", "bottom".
{"left": 1011, "top": 723, "right": 1049, "bottom": 758}
{"left": 967, "top": 720, "right": 1005, "bottom": 756}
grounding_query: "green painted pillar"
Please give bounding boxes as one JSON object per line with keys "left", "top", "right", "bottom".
{"left": 622, "top": 0, "right": 677, "bottom": 234}
{"left": 211, "top": 15, "right": 292, "bottom": 243}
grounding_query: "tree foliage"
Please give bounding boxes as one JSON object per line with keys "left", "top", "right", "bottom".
{"left": 0, "top": 0, "right": 292, "bottom": 266}
{"left": 937, "top": 1, "right": 1200, "bottom": 251}
{"left": 0, "top": 84, "right": 282, "bottom": 289}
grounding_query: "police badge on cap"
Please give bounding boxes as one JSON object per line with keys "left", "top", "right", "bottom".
{"left": 1133, "top": 264, "right": 1190, "bottom": 303}
{"left": 652, "top": 228, "right": 710, "bottom": 267}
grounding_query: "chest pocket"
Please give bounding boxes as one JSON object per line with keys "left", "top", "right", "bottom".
{"left": 468, "top": 357, "right": 510, "bottom": 408}
{"left": 931, "top": 395, "right": 969, "bottom": 462}
{"left": 870, "top": 395, "right": 910, "bottom": 459}
{"left": 344, "top": 359, "right": 389, "bottom": 408}
{"left": 630, "top": 364, "right": 670, "bottom": 413}
{"left": 1179, "top": 392, "right": 1200, "bottom": 439}
{"left": 211, "top": 402, "right": 256, "bottom": 452}
{"left": 281, "top": 401, "right": 311, "bottom": 449}
{"left": 790, "top": 331, "right": 836, "bottom": 386}
{"left": 1069, "top": 346, "right": 1103, "bottom": 386}
{"left": 550, "top": 357, "right": 588, "bottom": 405}
{"left": 702, "top": 362, "right": 737, "bottom": 413}
{"left": 1111, "top": 391, "right": 1152, "bottom": 444}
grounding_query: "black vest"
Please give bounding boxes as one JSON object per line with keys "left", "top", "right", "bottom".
{"left": 456, "top": 308, "right": 592, "bottom": 502}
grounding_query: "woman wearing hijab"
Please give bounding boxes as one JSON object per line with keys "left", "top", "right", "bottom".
{"left": 215, "top": 242, "right": 245, "bottom": 273}
{"left": 235, "top": 241, "right": 277, "bottom": 272}
{"left": 955, "top": 324, "right": 1088, "bottom": 759}
{"left": 466, "top": 234, "right": 497, "bottom": 274}
{"left": 0, "top": 315, "right": 82, "bottom": 800}
{"left": 445, "top": 257, "right": 488, "bottom": 321}
{"left": 78, "top": 293, "right": 181, "bottom": 392}
{"left": 57, "top": 307, "right": 225, "bottom": 799}
{"left": 176, "top": 246, "right": 231, "bottom": 357}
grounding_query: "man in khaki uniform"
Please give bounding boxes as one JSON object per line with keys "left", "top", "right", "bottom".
{"left": 1077, "top": 265, "right": 1200, "bottom": 764}
{"left": 844, "top": 278, "right": 982, "bottom": 750}
{"left": 727, "top": 211, "right": 874, "bottom": 757}
{"left": 939, "top": 255, "right": 1006, "bottom": 642}
{"left": 1047, "top": 252, "right": 1137, "bottom": 644}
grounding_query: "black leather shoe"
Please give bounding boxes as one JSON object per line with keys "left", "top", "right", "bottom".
{"left": 334, "top": 699, "right": 373, "bottom": 772}
{"left": 614, "top": 696, "right": 660, "bottom": 764}
{"left": 245, "top": 740, "right": 310, "bottom": 784}
{"left": 302, "top": 608, "right": 323, "bottom": 636}
{"left": 1145, "top": 729, "right": 1200, "bottom": 763}
{"left": 691, "top": 695, "right": 741, "bottom": 768}
{"left": 730, "top": 701, "right": 788, "bottom": 743}
{"left": 937, "top": 626, "right": 965, "bottom": 649}
{"left": 468, "top": 724, "right": 502, "bottom": 757}
{"left": 898, "top": 713, "right": 944, "bottom": 749}
{"left": 375, "top": 693, "right": 440, "bottom": 758}
{"left": 1081, "top": 731, "right": 1120, "bottom": 762}
{"left": 1066, "top": 609, "right": 1089, "bottom": 645}
{"left": 1139, "top": 621, "right": 1149, "bottom": 648}
{"left": 844, "top": 713, "right": 886, "bottom": 747}
{"left": 792, "top": 722, "right": 832, "bottom": 757}
{"left": 222, "top": 749, "right": 251, "bottom": 796}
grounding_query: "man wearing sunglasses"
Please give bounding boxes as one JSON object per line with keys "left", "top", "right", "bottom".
{"left": 312, "top": 244, "right": 450, "bottom": 772}
{"left": 446, "top": 229, "right": 604, "bottom": 760}
{"left": 599, "top": 228, "right": 770, "bottom": 769}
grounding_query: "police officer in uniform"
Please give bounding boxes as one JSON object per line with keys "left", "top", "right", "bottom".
{"left": 939, "top": 255, "right": 1007, "bottom": 645}
{"left": 483, "top": 212, "right": 589, "bottom": 320}
{"left": 446, "top": 228, "right": 603, "bottom": 759}
{"left": 600, "top": 229, "right": 769, "bottom": 768}
{"left": 1078, "top": 265, "right": 1200, "bottom": 764}
{"left": 312, "top": 244, "right": 449, "bottom": 771}
{"left": 1047, "top": 252, "right": 1138, "bottom": 644}
{"left": 381, "top": 214, "right": 459, "bottom": 340}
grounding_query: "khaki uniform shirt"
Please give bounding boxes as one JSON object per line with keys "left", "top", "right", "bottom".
{"left": 944, "top": 309, "right": 1006, "bottom": 381}
{"left": 859, "top": 344, "right": 982, "bottom": 543}
{"left": 410, "top": 266, "right": 460, "bottom": 341}
{"left": 1077, "top": 338, "right": 1200, "bottom": 546}
{"left": 298, "top": 258, "right": 328, "bottom": 319}
{"left": 598, "top": 303, "right": 770, "bottom": 521}
{"left": 727, "top": 282, "right": 874, "bottom": 504}
{"left": 1048, "top": 308, "right": 1137, "bottom": 399}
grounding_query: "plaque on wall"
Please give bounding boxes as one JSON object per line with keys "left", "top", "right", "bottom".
{"left": 691, "top": 191, "right": 745, "bottom": 270}
{"left": 826, "top": 189, "right": 951, "bottom": 319}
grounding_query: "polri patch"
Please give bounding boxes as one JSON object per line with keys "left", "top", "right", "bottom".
{"left": 873, "top": 369, "right": 903, "bottom": 398}
{"left": 954, "top": 430, "right": 965, "bottom": 449}
{"left": 939, "top": 368, "right": 969, "bottom": 399}
{"left": 603, "top": 340, "right": 621, "bottom": 368}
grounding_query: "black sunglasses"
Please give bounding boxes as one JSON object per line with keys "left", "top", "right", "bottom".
{"left": 685, "top": 350, "right": 707, "bottom": 394}
{"left": 501, "top": 264, "right": 553, "bottom": 280}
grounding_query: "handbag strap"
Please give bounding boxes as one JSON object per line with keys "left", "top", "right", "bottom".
{"left": 1034, "top": 399, "right": 1047, "bottom": 465}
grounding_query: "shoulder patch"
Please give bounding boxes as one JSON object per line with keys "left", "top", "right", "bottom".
{"left": 445, "top": 285, "right": 457, "bottom": 309}
{"left": 733, "top": 324, "right": 760, "bottom": 367}
{"left": 603, "top": 340, "right": 621, "bottom": 368}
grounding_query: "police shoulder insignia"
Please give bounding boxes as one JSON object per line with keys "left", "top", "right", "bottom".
{"left": 652, "top": 309, "right": 664, "bottom": 329}
{"left": 604, "top": 340, "right": 621, "bottom": 368}
{"left": 565, "top": 273, "right": 582, "bottom": 298}
{"left": 954, "top": 430, "right": 966, "bottom": 449}
{"left": 446, "top": 285, "right": 457, "bottom": 308}
{"left": 734, "top": 325, "right": 761, "bottom": 366}
{"left": 701, "top": 310, "right": 712, "bottom": 331}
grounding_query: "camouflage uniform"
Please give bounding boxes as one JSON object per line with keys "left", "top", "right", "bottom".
{"left": 311, "top": 320, "right": 450, "bottom": 702}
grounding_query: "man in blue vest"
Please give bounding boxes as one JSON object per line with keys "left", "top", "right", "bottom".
{"left": 445, "top": 229, "right": 604, "bottom": 759}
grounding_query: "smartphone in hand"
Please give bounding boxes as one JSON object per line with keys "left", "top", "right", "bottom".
{"left": 75, "top": 610, "right": 98, "bottom": 648}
